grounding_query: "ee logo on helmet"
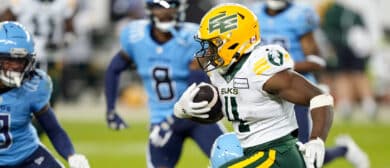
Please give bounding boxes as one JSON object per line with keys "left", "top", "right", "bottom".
{"left": 208, "top": 12, "right": 238, "bottom": 34}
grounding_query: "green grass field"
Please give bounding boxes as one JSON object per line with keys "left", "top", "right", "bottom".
{"left": 41, "top": 118, "right": 390, "bottom": 168}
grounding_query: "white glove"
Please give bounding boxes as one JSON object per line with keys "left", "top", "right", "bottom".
{"left": 68, "top": 154, "right": 90, "bottom": 168}
{"left": 174, "top": 83, "right": 210, "bottom": 119}
{"left": 297, "top": 137, "right": 325, "bottom": 168}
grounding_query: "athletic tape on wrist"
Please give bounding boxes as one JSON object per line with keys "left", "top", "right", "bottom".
{"left": 309, "top": 94, "right": 334, "bottom": 111}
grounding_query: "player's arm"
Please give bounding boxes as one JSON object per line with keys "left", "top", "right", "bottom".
{"left": 105, "top": 50, "right": 133, "bottom": 112}
{"left": 263, "top": 70, "right": 333, "bottom": 141}
{"left": 34, "top": 104, "right": 89, "bottom": 168}
{"left": 188, "top": 59, "right": 210, "bottom": 84}
{"left": 294, "top": 32, "right": 326, "bottom": 73}
{"left": 34, "top": 104, "right": 75, "bottom": 159}
{"left": 104, "top": 50, "right": 134, "bottom": 130}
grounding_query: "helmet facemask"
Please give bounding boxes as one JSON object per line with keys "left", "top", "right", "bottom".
{"left": 195, "top": 37, "right": 225, "bottom": 72}
{"left": 0, "top": 49, "right": 35, "bottom": 88}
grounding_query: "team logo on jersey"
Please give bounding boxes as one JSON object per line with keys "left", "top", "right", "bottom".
{"left": 208, "top": 12, "right": 238, "bottom": 34}
{"left": 233, "top": 78, "right": 249, "bottom": 89}
{"left": 267, "top": 50, "right": 284, "bottom": 66}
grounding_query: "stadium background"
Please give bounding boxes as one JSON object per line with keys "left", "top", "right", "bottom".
{"left": 1, "top": 0, "right": 389, "bottom": 167}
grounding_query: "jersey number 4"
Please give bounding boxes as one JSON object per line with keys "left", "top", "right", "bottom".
{"left": 223, "top": 96, "right": 250, "bottom": 133}
{"left": 0, "top": 114, "right": 12, "bottom": 149}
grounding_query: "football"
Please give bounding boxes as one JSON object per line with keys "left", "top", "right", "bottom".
{"left": 189, "top": 83, "right": 223, "bottom": 124}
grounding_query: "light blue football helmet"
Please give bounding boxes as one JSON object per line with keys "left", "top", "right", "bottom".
{"left": 210, "top": 133, "right": 244, "bottom": 168}
{"left": 145, "top": 0, "right": 188, "bottom": 32}
{"left": 0, "top": 21, "right": 36, "bottom": 87}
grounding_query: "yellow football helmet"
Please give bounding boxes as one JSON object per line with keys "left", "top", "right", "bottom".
{"left": 195, "top": 3, "right": 260, "bottom": 72}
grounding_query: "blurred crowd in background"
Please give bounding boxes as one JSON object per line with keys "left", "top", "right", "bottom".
{"left": 1, "top": 0, "right": 389, "bottom": 120}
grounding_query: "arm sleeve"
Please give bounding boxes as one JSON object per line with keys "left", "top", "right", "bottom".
{"left": 36, "top": 107, "right": 75, "bottom": 159}
{"left": 104, "top": 52, "right": 130, "bottom": 112}
{"left": 188, "top": 69, "right": 210, "bottom": 85}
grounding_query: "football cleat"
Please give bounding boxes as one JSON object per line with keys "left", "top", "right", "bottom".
{"left": 336, "top": 134, "right": 370, "bottom": 168}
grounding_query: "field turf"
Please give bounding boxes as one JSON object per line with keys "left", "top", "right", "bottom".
{"left": 41, "top": 118, "right": 390, "bottom": 168}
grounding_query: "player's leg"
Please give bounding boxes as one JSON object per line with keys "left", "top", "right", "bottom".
{"left": 323, "top": 146, "right": 348, "bottom": 164}
{"left": 148, "top": 130, "right": 185, "bottom": 168}
{"left": 334, "top": 135, "right": 369, "bottom": 168}
{"left": 323, "top": 135, "right": 370, "bottom": 167}
{"left": 220, "top": 134, "right": 305, "bottom": 168}
{"left": 16, "top": 145, "right": 64, "bottom": 168}
{"left": 190, "top": 122, "right": 225, "bottom": 157}
{"left": 147, "top": 118, "right": 196, "bottom": 168}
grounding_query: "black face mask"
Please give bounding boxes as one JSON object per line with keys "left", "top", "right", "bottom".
{"left": 195, "top": 37, "right": 225, "bottom": 72}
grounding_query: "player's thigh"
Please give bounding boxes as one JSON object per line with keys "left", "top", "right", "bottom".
{"left": 222, "top": 144, "right": 305, "bottom": 168}
{"left": 190, "top": 122, "right": 224, "bottom": 157}
{"left": 274, "top": 144, "right": 306, "bottom": 168}
{"left": 19, "top": 145, "right": 64, "bottom": 168}
{"left": 148, "top": 130, "right": 186, "bottom": 167}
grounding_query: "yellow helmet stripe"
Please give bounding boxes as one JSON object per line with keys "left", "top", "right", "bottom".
{"left": 228, "top": 151, "right": 265, "bottom": 168}
{"left": 257, "top": 149, "right": 276, "bottom": 168}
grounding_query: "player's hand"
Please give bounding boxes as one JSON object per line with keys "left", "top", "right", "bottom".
{"left": 106, "top": 110, "right": 128, "bottom": 130}
{"left": 174, "top": 83, "right": 210, "bottom": 119}
{"left": 297, "top": 137, "right": 325, "bottom": 168}
{"left": 149, "top": 116, "right": 175, "bottom": 147}
{"left": 68, "top": 154, "right": 90, "bottom": 168}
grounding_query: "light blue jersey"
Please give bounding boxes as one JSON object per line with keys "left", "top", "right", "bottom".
{"left": 120, "top": 20, "right": 199, "bottom": 124}
{"left": 252, "top": 3, "right": 319, "bottom": 82}
{"left": 0, "top": 70, "right": 52, "bottom": 166}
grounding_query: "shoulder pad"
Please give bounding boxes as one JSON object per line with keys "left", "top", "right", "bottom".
{"left": 22, "top": 70, "right": 52, "bottom": 93}
{"left": 291, "top": 4, "right": 319, "bottom": 34}
{"left": 181, "top": 22, "right": 199, "bottom": 33}
{"left": 250, "top": 45, "right": 294, "bottom": 76}
{"left": 175, "top": 22, "right": 199, "bottom": 43}
{"left": 24, "top": 70, "right": 53, "bottom": 112}
{"left": 120, "top": 20, "right": 149, "bottom": 44}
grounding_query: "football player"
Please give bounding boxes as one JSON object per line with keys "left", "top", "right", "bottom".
{"left": 175, "top": 3, "right": 333, "bottom": 167}
{"left": 104, "top": 0, "right": 224, "bottom": 167}
{"left": 251, "top": 0, "right": 369, "bottom": 167}
{"left": 0, "top": 21, "right": 89, "bottom": 168}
